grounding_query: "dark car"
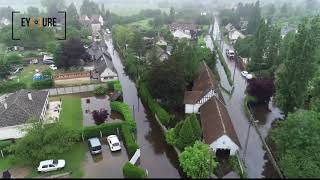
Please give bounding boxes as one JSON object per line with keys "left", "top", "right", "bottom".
{"left": 42, "top": 60, "right": 55, "bottom": 65}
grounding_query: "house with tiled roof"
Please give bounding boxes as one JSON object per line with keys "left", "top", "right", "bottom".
{"left": 183, "top": 62, "right": 240, "bottom": 156}
{"left": 0, "top": 90, "right": 49, "bottom": 140}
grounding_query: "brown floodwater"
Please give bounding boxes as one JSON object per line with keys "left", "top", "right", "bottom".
{"left": 104, "top": 38, "right": 183, "bottom": 178}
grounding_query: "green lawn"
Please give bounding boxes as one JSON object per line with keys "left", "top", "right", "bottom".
{"left": 59, "top": 98, "right": 83, "bottom": 130}
{"left": 14, "top": 64, "right": 51, "bottom": 88}
{"left": 26, "top": 143, "right": 87, "bottom": 178}
{"left": 0, "top": 157, "right": 13, "bottom": 172}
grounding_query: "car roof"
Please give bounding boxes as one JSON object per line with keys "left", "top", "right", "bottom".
{"left": 108, "top": 135, "right": 120, "bottom": 143}
{"left": 88, "top": 137, "right": 101, "bottom": 147}
{"left": 39, "top": 160, "right": 53, "bottom": 166}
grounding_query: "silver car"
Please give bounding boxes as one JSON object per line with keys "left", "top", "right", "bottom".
{"left": 88, "top": 137, "right": 102, "bottom": 155}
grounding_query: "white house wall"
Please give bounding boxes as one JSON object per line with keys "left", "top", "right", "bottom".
{"left": 209, "top": 135, "right": 239, "bottom": 155}
{"left": 100, "top": 68, "right": 118, "bottom": 82}
{"left": 185, "top": 104, "right": 202, "bottom": 114}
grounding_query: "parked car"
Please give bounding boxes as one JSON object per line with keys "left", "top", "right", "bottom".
{"left": 107, "top": 135, "right": 121, "bottom": 152}
{"left": 49, "top": 64, "right": 58, "bottom": 70}
{"left": 226, "top": 49, "right": 235, "bottom": 59}
{"left": 106, "top": 28, "right": 111, "bottom": 34}
{"left": 11, "top": 67, "right": 23, "bottom": 75}
{"left": 37, "top": 160, "right": 65, "bottom": 173}
{"left": 30, "top": 59, "right": 39, "bottom": 64}
{"left": 88, "top": 137, "right": 102, "bottom": 155}
{"left": 241, "top": 71, "right": 253, "bottom": 80}
{"left": 43, "top": 59, "right": 55, "bottom": 65}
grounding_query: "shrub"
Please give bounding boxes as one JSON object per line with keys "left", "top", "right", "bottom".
{"left": 121, "top": 124, "right": 139, "bottom": 158}
{"left": 0, "top": 140, "right": 13, "bottom": 150}
{"left": 138, "top": 82, "right": 171, "bottom": 126}
{"left": 94, "top": 85, "right": 107, "bottom": 95}
{"left": 92, "top": 109, "right": 110, "bottom": 125}
{"left": 111, "top": 101, "right": 136, "bottom": 133}
{"left": 123, "top": 162, "right": 146, "bottom": 178}
{"left": 107, "top": 80, "right": 122, "bottom": 92}
{"left": 82, "top": 122, "right": 122, "bottom": 139}
{"left": 0, "top": 81, "right": 26, "bottom": 94}
{"left": 165, "top": 128, "right": 177, "bottom": 146}
{"left": 31, "top": 79, "right": 53, "bottom": 89}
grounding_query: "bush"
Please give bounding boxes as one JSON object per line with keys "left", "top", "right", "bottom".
{"left": 111, "top": 101, "right": 136, "bottom": 133}
{"left": 82, "top": 123, "right": 123, "bottom": 139}
{"left": 0, "top": 81, "right": 26, "bottom": 94}
{"left": 123, "top": 162, "right": 146, "bottom": 178}
{"left": 138, "top": 82, "right": 171, "bottom": 126}
{"left": 0, "top": 140, "right": 13, "bottom": 150}
{"left": 107, "top": 80, "right": 122, "bottom": 92}
{"left": 94, "top": 85, "right": 107, "bottom": 95}
{"left": 31, "top": 79, "right": 53, "bottom": 89}
{"left": 92, "top": 109, "right": 110, "bottom": 125}
{"left": 121, "top": 124, "right": 139, "bottom": 158}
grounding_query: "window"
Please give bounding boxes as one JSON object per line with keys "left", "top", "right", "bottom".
{"left": 49, "top": 164, "right": 55, "bottom": 168}
{"left": 42, "top": 165, "right": 48, "bottom": 168}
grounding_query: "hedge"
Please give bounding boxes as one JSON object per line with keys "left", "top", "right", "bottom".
{"left": 121, "top": 124, "right": 139, "bottom": 158}
{"left": 0, "top": 81, "right": 26, "bottom": 94}
{"left": 122, "top": 162, "right": 146, "bottom": 178}
{"left": 94, "top": 85, "right": 107, "bottom": 95}
{"left": 31, "top": 79, "right": 53, "bottom": 90}
{"left": 82, "top": 122, "right": 123, "bottom": 139}
{"left": 107, "top": 80, "right": 122, "bottom": 92}
{"left": 212, "top": 40, "right": 234, "bottom": 86}
{"left": 0, "top": 140, "right": 13, "bottom": 150}
{"left": 138, "top": 82, "right": 171, "bottom": 126}
{"left": 110, "top": 101, "right": 136, "bottom": 133}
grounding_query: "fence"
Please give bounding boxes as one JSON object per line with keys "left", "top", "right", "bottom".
{"left": 46, "top": 84, "right": 104, "bottom": 96}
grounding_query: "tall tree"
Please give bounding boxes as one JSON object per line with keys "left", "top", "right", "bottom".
{"left": 80, "top": 0, "right": 100, "bottom": 17}
{"left": 271, "top": 110, "right": 320, "bottom": 177}
{"left": 247, "top": 1, "right": 261, "bottom": 34}
{"left": 275, "top": 17, "right": 320, "bottom": 115}
{"left": 27, "top": 6, "right": 40, "bottom": 17}
{"left": 179, "top": 141, "right": 218, "bottom": 179}
{"left": 67, "top": 2, "right": 80, "bottom": 29}
{"left": 41, "top": 0, "right": 65, "bottom": 22}
{"left": 169, "top": 7, "right": 175, "bottom": 23}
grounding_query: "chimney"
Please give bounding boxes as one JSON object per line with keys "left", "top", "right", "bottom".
{"left": 27, "top": 92, "right": 32, "bottom": 101}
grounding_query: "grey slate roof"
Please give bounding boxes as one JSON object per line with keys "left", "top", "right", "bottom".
{"left": 0, "top": 90, "right": 49, "bottom": 127}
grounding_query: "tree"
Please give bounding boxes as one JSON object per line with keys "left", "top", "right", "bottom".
{"left": 80, "top": 0, "right": 100, "bottom": 17}
{"left": 27, "top": 6, "right": 40, "bottom": 17}
{"left": 247, "top": 77, "right": 275, "bottom": 104}
{"left": 46, "top": 41, "right": 57, "bottom": 54}
{"left": 67, "top": 3, "right": 80, "bottom": 29}
{"left": 179, "top": 141, "right": 218, "bottom": 178}
{"left": 166, "top": 114, "right": 202, "bottom": 150}
{"left": 0, "top": 58, "right": 10, "bottom": 79}
{"left": 8, "top": 121, "right": 79, "bottom": 166}
{"left": 92, "top": 109, "right": 109, "bottom": 125}
{"left": 309, "top": 71, "right": 320, "bottom": 112}
{"left": 131, "top": 32, "right": 145, "bottom": 59}
{"left": 54, "top": 38, "right": 85, "bottom": 69}
{"left": 270, "top": 110, "right": 320, "bottom": 177}
{"left": 41, "top": 0, "right": 65, "bottom": 22}
{"left": 146, "top": 58, "right": 186, "bottom": 109}
{"left": 169, "top": 7, "right": 175, "bottom": 23}
{"left": 275, "top": 17, "right": 320, "bottom": 115}
{"left": 247, "top": 1, "right": 261, "bottom": 34}
{"left": 234, "top": 35, "right": 254, "bottom": 58}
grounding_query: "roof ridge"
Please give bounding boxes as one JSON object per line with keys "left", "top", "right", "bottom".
{"left": 214, "top": 97, "right": 226, "bottom": 133}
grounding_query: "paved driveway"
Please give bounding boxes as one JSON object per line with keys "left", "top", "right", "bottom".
{"left": 83, "top": 138, "right": 129, "bottom": 178}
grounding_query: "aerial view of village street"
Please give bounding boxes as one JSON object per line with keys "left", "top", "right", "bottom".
{"left": 0, "top": 0, "right": 319, "bottom": 178}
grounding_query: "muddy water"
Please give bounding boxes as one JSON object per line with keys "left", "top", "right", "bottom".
{"left": 208, "top": 17, "right": 284, "bottom": 178}
{"left": 103, "top": 38, "right": 182, "bottom": 178}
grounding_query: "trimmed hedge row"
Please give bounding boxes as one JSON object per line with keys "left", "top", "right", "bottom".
{"left": 122, "top": 162, "right": 146, "bottom": 178}
{"left": 110, "top": 101, "right": 136, "bottom": 133}
{"left": 212, "top": 40, "right": 234, "bottom": 86}
{"left": 121, "top": 124, "right": 139, "bottom": 158}
{"left": 31, "top": 79, "right": 53, "bottom": 90}
{"left": 82, "top": 122, "right": 123, "bottom": 139}
{"left": 107, "top": 80, "right": 122, "bottom": 92}
{"left": 138, "top": 82, "right": 171, "bottom": 127}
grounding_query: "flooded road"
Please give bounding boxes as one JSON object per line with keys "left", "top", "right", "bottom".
{"left": 103, "top": 37, "right": 182, "bottom": 178}
{"left": 206, "top": 17, "right": 283, "bottom": 178}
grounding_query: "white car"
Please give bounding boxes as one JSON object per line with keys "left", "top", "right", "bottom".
{"left": 241, "top": 71, "right": 253, "bottom": 79}
{"left": 107, "top": 135, "right": 121, "bottom": 152}
{"left": 37, "top": 160, "right": 65, "bottom": 173}
{"left": 106, "top": 28, "right": 111, "bottom": 34}
{"left": 49, "top": 64, "right": 57, "bottom": 70}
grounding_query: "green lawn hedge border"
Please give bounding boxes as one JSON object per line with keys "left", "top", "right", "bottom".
{"left": 122, "top": 162, "right": 146, "bottom": 178}
{"left": 138, "top": 82, "right": 171, "bottom": 127}
{"left": 110, "top": 101, "right": 136, "bottom": 133}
